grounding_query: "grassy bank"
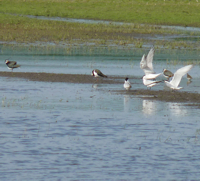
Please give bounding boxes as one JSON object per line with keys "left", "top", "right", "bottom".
{"left": 0, "top": 13, "right": 199, "bottom": 49}
{"left": 0, "top": 0, "right": 200, "bottom": 49}
{"left": 0, "top": 0, "right": 200, "bottom": 27}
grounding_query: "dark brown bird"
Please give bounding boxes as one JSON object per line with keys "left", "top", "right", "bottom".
{"left": 163, "top": 69, "right": 174, "bottom": 80}
{"left": 5, "top": 59, "right": 21, "bottom": 71}
{"left": 91, "top": 69, "right": 107, "bottom": 78}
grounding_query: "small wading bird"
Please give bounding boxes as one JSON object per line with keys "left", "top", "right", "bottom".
{"left": 140, "top": 47, "right": 162, "bottom": 88}
{"left": 187, "top": 73, "right": 192, "bottom": 85}
{"left": 91, "top": 69, "right": 107, "bottom": 78}
{"left": 124, "top": 77, "right": 132, "bottom": 90}
{"left": 163, "top": 69, "right": 174, "bottom": 80}
{"left": 5, "top": 59, "right": 21, "bottom": 71}
{"left": 164, "top": 64, "right": 193, "bottom": 90}
{"left": 187, "top": 73, "right": 192, "bottom": 81}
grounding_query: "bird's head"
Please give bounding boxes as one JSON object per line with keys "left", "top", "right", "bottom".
{"left": 5, "top": 59, "right": 9, "bottom": 64}
{"left": 91, "top": 70, "right": 94, "bottom": 76}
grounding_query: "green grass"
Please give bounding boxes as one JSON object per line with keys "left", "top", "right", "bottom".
{"left": 0, "top": 13, "right": 199, "bottom": 49}
{"left": 0, "top": 13, "right": 189, "bottom": 42}
{"left": 0, "top": 0, "right": 200, "bottom": 27}
{"left": 0, "top": 0, "right": 200, "bottom": 49}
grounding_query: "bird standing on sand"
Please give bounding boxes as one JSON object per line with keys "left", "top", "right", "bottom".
{"left": 124, "top": 78, "right": 132, "bottom": 90}
{"left": 187, "top": 73, "right": 192, "bottom": 81}
{"left": 91, "top": 69, "right": 107, "bottom": 78}
{"left": 163, "top": 69, "right": 174, "bottom": 80}
{"left": 187, "top": 73, "right": 192, "bottom": 85}
{"left": 5, "top": 59, "right": 21, "bottom": 71}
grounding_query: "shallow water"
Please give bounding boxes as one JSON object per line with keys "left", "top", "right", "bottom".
{"left": 22, "top": 14, "right": 200, "bottom": 33}
{"left": 0, "top": 46, "right": 200, "bottom": 180}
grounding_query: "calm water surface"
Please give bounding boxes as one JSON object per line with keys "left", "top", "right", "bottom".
{"left": 0, "top": 46, "right": 200, "bottom": 180}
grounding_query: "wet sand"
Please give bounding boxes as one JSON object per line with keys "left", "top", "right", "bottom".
{"left": 115, "top": 90, "right": 200, "bottom": 103}
{"left": 0, "top": 71, "right": 120, "bottom": 84}
{"left": 0, "top": 71, "right": 200, "bottom": 103}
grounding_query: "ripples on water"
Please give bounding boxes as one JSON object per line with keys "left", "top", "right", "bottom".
{"left": 0, "top": 46, "right": 200, "bottom": 180}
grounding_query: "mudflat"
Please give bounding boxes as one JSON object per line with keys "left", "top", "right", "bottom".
{"left": 0, "top": 71, "right": 119, "bottom": 84}
{"left": 0, "top": 71, "right": 200, "bottom": 103}
{"left": 115, "top": 90, "right": 200, "bottom": 103}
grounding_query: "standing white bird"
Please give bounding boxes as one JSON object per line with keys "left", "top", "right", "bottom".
{"left": 164, "top": 64, "right": 193, "bottom": 90}
{"left": 124, "top": 78, "right": 132, "bottom": 90}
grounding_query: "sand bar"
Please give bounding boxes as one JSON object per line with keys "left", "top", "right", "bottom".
{"left": 0, "top": 71, "right": 200, "bottom": 103}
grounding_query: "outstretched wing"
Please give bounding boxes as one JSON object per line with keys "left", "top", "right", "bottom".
{"left": 140, "top": 47, "right": 155, "bottom": 75}
{"left": 170, "top": 64, "right": 193, "bottom": 88}
{"left": 146, "top": 47, "right": 155, "bottom": 71}
{"left": 140, "top": 54, "right": 147, "bottom": 69}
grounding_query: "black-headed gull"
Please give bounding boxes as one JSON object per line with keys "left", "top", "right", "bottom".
{"left": 140, "top": 47, "right": 162, "bottom": 88}
{"left": 164, "top": 64, "right": 193, "bottom": 90}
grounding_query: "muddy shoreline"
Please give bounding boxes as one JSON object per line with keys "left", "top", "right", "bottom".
{"left": 0, "top": 71, "right": 200, "bottom": 103}
{"left": 0, "top": 71, "right": 121, "bottom": 84}
{"left": 114, "top": 90, "right": 200, "bottom": 103}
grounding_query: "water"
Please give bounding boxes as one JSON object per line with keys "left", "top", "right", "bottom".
{"left": 0, "top": 46, "right": 200, "bottom": 180}
{"left": 21, "top": 14, "right": 200, "bottom": 33}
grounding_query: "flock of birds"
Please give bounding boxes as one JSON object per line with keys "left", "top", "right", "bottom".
{"left": 4, "top": 46, "right": 193, "bottom": 92}
{"left": 91, "top": 47, "right": 193, "bottom": 91}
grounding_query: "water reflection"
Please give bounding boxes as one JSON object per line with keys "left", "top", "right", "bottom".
{"left": 1, "top": 74, "right": 200, "bottom": 180}
{"left": 187, "top": 80, "right": 192, "bottom": 86}
{"left": 168, "top": 102, "right": 188, "bottom": 116}
{"left": 142, "top": 99, "right": 157, "bottom": 115}
{"left": 123, "top": 95, "right": 131, "bottom": 112}
{"left": 92, "top": 84, "right": 98, "bottom": 89}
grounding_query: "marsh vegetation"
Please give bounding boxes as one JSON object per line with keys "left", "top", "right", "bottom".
{"left": 0, "top": 0, "right": 200, "bottom": 49}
